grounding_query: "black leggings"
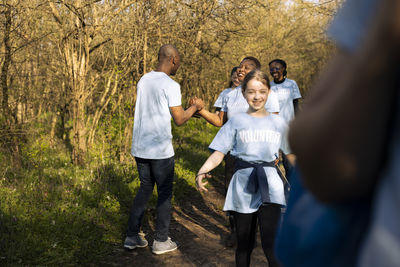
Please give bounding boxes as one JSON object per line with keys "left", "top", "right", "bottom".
{"left": 232, "top": 203, "right": 281, "bottom": 267}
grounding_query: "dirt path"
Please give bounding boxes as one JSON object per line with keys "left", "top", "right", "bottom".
{"left": 104, "top": 176, "right": 269, "bottom": 267}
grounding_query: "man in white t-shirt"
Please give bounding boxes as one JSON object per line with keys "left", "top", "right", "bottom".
{"left": 124, "top": 44, "right": 204, "bottom": 255}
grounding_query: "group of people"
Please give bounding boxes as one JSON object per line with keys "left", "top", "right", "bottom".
{"left": 195, "top": 57, "right": 301, "bottom": 267}
{"left": 123, "top": 42, "right": 301, "bottom": 266}
{"left": 122, "top": 0, "right": 400, "bottom": 265}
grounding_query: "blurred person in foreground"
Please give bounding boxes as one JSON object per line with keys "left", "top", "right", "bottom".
{"left": 288, "top": 0, "right": 400, "bottom": 266}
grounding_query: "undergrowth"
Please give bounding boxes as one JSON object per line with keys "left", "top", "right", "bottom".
{"left": 0, "top": 118, "right": 221, "bottom": 266}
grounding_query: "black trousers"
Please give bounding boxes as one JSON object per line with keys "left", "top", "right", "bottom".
{"left": 126, "top": 156, "right": 174, "bottom": 242}
{"left": 231, "top": 203, "right": 281, "bottom": 267}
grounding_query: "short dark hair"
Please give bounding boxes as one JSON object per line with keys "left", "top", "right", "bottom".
{"left": 269, "top": 58, "right": 287, "bottom": 77}
{"left": 158, "top": 44, "right": 179, "bottom": 62}
{"left": 228, "top": 66, "right": 238, "bottom": 88}
{"left": 242, "top": 56, "right": 261, "bottom": 70}
{"left": 230, "top": 66, "right": 238, "bottom": 76}
{"left": 242, "top": 69, "right": 271, "bottom": 93}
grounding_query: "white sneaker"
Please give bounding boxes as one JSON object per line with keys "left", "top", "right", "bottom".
{"left": 152, "top": 237, "right": 178, "bottom": 255}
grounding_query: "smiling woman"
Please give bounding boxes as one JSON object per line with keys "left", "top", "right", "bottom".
{"left": 268, "top": 59, "right": 302, "bottom": 168}
{"left": 268, "top": 59, "right": 301, "bottom": 119}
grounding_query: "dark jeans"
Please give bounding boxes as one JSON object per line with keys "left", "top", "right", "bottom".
{"left": 232, "top": 203, "right": 282, "bottom": 267}
{"left": 126, "top": 156, "right": 174, "bottom": 242}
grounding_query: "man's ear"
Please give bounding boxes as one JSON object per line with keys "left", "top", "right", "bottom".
{"left": 168, "top": 56, "right": 175, "bottom": 65}
{"left": 172, "top": 56, "right": 177, "bottom": 65}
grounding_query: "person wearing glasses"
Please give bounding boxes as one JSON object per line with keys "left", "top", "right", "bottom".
{"left": 269, "top": 59, "right": 301, "bottom": 169}
{"left": 269, "top": 59, "right": 301, "bottom": 120}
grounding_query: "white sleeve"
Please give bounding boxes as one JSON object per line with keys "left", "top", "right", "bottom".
{"left": 214, "top": 88, "right": 229, "bottom": 108}
{"left": 291, "top": 80, "right": 302, "bottom": 100}
{"left": 221, "top": 93, "right": 229, "bottom": 113}
{"left": 208, "top": 119, "right": 236, "bottom": 154}
{"left": 167, "top": 82, "right": 182, "bottom": 107}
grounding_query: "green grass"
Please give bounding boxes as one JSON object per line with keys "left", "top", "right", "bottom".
{"left": 0, "top": 118, "right": 222, "bottom": 266}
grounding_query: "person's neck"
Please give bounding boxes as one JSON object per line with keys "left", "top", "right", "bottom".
{"left": 247, "top": 108, "right": 269, "bottom": 118}
{"left": 274, "top": 78, "right": 286, "bottom": 84}
{"left": 155, "top": 64, "right": 170, "bottom": 76}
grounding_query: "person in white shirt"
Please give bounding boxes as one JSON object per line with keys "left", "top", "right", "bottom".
{"left": 269, "top": 59, "right": 301, "bottom": 168}
{"left": 213, "top": 66, "right": 240, "bottom": 112}
{"left": 196, "top": 70, "right": 288, "bottom": 267}
{"left": 192, "top": 58, "right": 280, "bottom": 247}
{"left": 269, "top": 59, "right": 301, "bottom": 124}
{"left": 124, "top": 44, "right": 204, "bottom": 255}
{"left": 195, "top": 56, "right": 280, "bottom": 127}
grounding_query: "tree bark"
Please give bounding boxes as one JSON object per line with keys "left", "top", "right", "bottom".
{"left": 1, "top": 4, "right": 21, "bottom": 168}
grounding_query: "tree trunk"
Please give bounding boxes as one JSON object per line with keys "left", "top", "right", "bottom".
{"left": 72, "top": 95, "right": 87, "bottom": 165}
{"left": 143, "top": 29, "right": 148, "bottom": 74}
{"left": 120, "top": 119, "right": 133, "bottom": 162}
{"left": 50, "top": 112, "right": 57, "bottom": 147}
{"left": 1, "top": 5, "right": 22, "bottom": 169}
{"left": 1, "top": 6, "right": 12, "bottom": 119}
{"left": 87, "top": 70, "right": 119, "bottom": 145}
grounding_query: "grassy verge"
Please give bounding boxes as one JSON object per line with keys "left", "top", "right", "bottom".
{"left": 0, "top": 118, "right": 221, "bottom": 266}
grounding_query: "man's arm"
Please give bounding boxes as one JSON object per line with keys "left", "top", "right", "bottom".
{"left": 170, "top": 99, "right": 204, "bottom": 126}
{"left": 289, "top": 1, "right": 400, "bottom": 202}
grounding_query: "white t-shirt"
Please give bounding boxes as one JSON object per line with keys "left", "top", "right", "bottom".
{"left": 131, "top": 71, "right": 181, "bottom": 159}
{"left": 270, "top": 78, "right": 301, "bottom": 125}
{"left": 214, "top": 87, "right": 233, "bottom": 109}
{"left": 209, "top": 113, "right": 289, "bottom": 213}
{"left": 221, "top": 86, "right": 280, "bottom": 120}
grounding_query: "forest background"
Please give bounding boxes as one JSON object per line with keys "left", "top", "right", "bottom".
{"left": 0, "top": 0, "right": 340, "bottom": 265}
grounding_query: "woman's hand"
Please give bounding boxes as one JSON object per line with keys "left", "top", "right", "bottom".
{"left": 195, "top": 173, "right": 211, "bottom": 192}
